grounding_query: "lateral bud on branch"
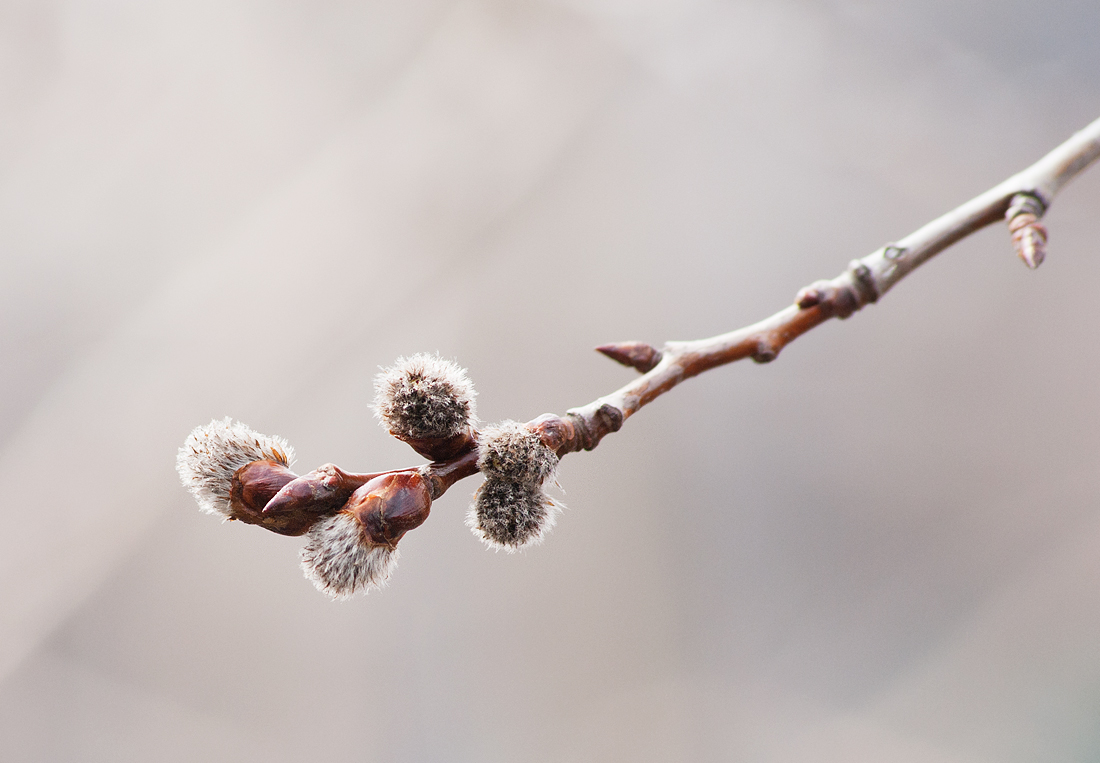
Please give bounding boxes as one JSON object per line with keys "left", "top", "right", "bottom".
{"left": 596, "top": 341, "right": 663, "bottom": 373}
{"left": 177, "top": 417, "right": 299, "bottom": 523}
{"left": 795, "top": 260, "right": 879, "bottom": 319}
{"left": 752, "top": 339, "right": 778, "bottom": 364}
{"left": 228, "top": 460, "right": 311, "bottom": 536}
{"left": 1006, "top": 193, "right": 1048, "bottom": 269}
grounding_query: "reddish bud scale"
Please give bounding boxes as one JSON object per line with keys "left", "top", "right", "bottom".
{"left": 228, "top": 460, "right": 317, "bottom": 536}
{"left": 596, "top": 341, "right": 663, "bottom": 373}
{"left": 394, "top": 428, "right": 477, "bottom": 462}
{"left": 345, "top": 471, "right": 433, "bottom": 547}
{"left": 262, "top": 463, "right": 363, "bottom": 518}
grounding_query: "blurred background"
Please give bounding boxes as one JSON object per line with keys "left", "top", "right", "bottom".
{"left": 1, "top": 0, "right": 1099, "bottom": 760}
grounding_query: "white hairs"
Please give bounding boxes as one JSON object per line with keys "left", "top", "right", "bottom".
{"left": 477, "top": 420, "right": 558, "bottom": 484}
{"left": 372, "top": 353, "right": 477, "bottom": 439}
{"left": 469, "top": 420, "right": 561, "bottom": 552}
{"left": 467, "top": 479, "right": 561, "bottom": 552}
{"left": 300, "top": 512, "right": 398, "bottom": 598}
{"left": 176, "top": 417, "right": 295, "bottom": 517}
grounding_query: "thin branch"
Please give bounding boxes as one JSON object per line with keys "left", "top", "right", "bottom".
{"left": 182, "top": 116, "right": 1100, "bottom": 597}
{"left": 554, "top": 116, "right": 1100, "bottom": 455}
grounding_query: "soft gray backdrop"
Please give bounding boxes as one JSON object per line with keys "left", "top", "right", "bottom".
{"left": 2, "top": 1, "right": 1100, "bottom": 760}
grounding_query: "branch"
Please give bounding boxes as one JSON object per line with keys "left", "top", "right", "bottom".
{"left": 559, "top": 115, "right": 1100, "bottom": 449}
{"left": 178, "top": 116, "right": 1100, "bottom": 597}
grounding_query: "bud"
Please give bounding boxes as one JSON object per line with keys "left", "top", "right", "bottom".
{"left": 300, "top": 513, "right": 399, "bottom": 599}
{"left": 227, "top": 459, "right": 315, "bottom": 536}
{"left": 346, "top": 471, "right": 433, "bottom": 547}
{"left": 177, "top": 417, "right": 295, "bottom": 518}
{"left": 299, "top": 471, "right": 432, "bottom": 598}
{"left": 373, "top": 354, "right": 477, "bottom": 459}
{"left": 468, "top": 420, "right": 562, "bottom": 551}
{"left": 262, "top": 464, "right": 359, "bottom": 516}
{"left": 477, "top": 420, "right": 558, "bottom": 485}
{"left": 467, "top": 478, "right": 559, "bottom": 551}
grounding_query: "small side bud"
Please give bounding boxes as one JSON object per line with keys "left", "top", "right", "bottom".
{"left": 467, "top": 479, "right": 559, "bottom": 551}
{"left": 299, "top": 471, "right": 432, "bottom": 598}
{"left": 177, "top": 417, "right": 295, "bottom": 518}
{"left": 1006, "top": 192, "right": 1048, "bottom": 269}
{"left": 596, "top": 342, "right": 662, "bottom": 373}
{"left": 373, "top": 353, "right": 477, "bottom": 443}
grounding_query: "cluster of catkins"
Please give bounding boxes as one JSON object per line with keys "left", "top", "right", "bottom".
{"left": 176, "top": 354, "right": 561, "bottom": 599}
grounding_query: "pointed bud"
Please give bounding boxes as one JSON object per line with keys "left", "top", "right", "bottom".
{"left": 177, "top": 417, "right": 295, "bottom": 518}
{"left": 1006, "top": 193, "right": 1048, "bottom": 269}
{"left": 596, "top": 341, "right": 662, "bottom": 373}
{"left": 262, "top": 464, "right": 360, "bottom": 516}
{"left": 226, "top": 459, "right": 317, "bottom": 536}
{"left": 299, "top": 471, "right": 432, "bottom": 598}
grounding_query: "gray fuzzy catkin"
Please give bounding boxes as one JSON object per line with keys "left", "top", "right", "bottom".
{"left": 477, "top": 420, "right": 558, "bottom": 486}
{"left": 176, "top": 417, "right": 295, "bottom": 518}
{"left": 467, "top": 478, "right": 559, "bottom": 551}
{"left": 373, "top": 353, "right": 477, "bottom": 439}
{"left": 299, "top": 512, "right": 398, "bottom": 598}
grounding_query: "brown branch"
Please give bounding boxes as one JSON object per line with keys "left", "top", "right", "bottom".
{"left": 220, "top": 116, "right": 1100, "bottom": 529}
{"left": 554, "top": 115, "right": 1100, "bottom": 444}
{"left": 186, "top": 116, "right": 1100, "bottom": 598}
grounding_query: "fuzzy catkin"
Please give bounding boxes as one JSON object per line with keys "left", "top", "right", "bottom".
{"left": 300, "top": 512, "right": 398, "bottom": 598}
{"left": 373, "top": 353, "right": 477, "bottom": 440}
{"left": 477, "top": 420, "right": 558, "bottom": 486}
{"left": 176, "top": 417, "right": 295, "bottom": 518}
{"left": 469, "top": 420, "right": 562, "bottom": 551}
{"left": 467, "top": 478, "right": 559, "bottom": 551}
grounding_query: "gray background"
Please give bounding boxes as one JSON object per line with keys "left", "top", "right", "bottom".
{"left": 2, "top": 0, "right": 1100, "bottom": 760}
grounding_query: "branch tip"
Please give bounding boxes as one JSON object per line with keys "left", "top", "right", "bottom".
{"left": 596, "top": 342, "right": 663, "bottom": 373}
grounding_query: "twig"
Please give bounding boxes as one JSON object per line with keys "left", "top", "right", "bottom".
{"left": 555, "top": 115, "right": 1100, "bottom": 452}
{"left": 179, "top": 116, "right": 1100, "bottom": 596}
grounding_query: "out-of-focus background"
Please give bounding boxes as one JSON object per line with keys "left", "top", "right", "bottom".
{"left": 1, "top": 1, "right": 1099, "bottom": 760}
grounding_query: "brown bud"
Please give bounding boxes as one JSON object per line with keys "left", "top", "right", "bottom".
{"left": 344, "top": 471, "right": 433, "bottom": 548}
{"left": 529, "top": 413, "right": 575, "bottom": 455}
{"left": 596, "top": 342, "right": 663, "bottom": 373}
{"left": 794, "top": 279, "right": 860, "bottom": 319}
{"left": 262, "top": 463, "right": 363, "bottom": 517}
{"left": 228, "top": 460, "right": 318, "bottom": 536}
{"left": 795, "top": 285, "right": 824, "bottom": 309}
